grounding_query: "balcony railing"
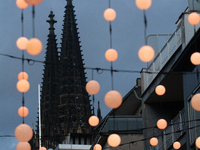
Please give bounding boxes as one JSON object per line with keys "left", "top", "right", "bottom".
{"left": 149, "top": 109, "right": 185, "bottom": 150}
{"left": 142, "top": 26, "right": 182, "bottom": 93}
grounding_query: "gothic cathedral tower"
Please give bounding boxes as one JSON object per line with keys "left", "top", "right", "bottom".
{"left": 39, "top": 0, "right": 92, "bottom": 149}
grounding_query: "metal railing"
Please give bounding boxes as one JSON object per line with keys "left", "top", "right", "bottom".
{"left": 142, "top": 26, "right": 182, "bottom": 93}
{"left": 149, "top": 109, "right": 185, "bottom": 150}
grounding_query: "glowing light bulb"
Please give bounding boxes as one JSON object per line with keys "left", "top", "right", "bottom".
{"left": 135, "top": 0, "right": 152, "bottom": 10}
{"left": 104, "top": 8, "right": 116, "bottom": 21}
{"left": 16, "top": 80, "right": 30, "bottom": 93}
{"left": 104, "top": 90, "right": 122, "bottom": 109}
{"left": 150, "top": 137, "right": 158, "bottom": 146}
{"left": 15, "top": 124, "right": 33, "bottom": 142}
{"left": 107, "top": 134, "right": 121, "bottom": 147}
{"left": 188, "top": 12, "right": 200, "bottom": 25}
{"left": 16, "top": 37, "right": 28, "bottom": 50}
{"left": 190, "top": 52, "right": 200, "bottom": 65}
{"left": 155, "top": 85, "right": 166, "bottom": 96}
{"left": 18, "top": 106, "right": 29, "bottom": 117}
{"left": 86, "top": 80, "right": 100, "bottom": 95}
{"left": 191, "top": 93, "right": 200, "bottom": 111}
{"left": 88, "top": 115, "right": 99, "bottom": 127}
{"left": 138, "top": 45, "right": 155, "bottom": 62}
{"left": 26, "top": 38, "right": 42, "bottom": 55}
{"left": 105, "top": 49, "right": 118, "bottom": 62}
{"left": 24, "top": 0, "right": 43, "bottom": 6}
{"left": 157, "top": 119, "right": 167, "bottom": 130}
{"left": 16, "top": 0, "right": 28, "bottom": 9}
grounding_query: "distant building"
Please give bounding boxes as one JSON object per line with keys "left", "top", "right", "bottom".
{"left": 32, "top": 0, "right": 96, "bottom": 149}
{"left": 141, "top": 5, "right": 200, "bottom": 150}
{"left": 90, "top": 78, "right": 144, "bottom": 150}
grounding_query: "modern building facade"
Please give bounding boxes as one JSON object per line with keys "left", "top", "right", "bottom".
{"left": 90, "top": 78, "right": 144, "bottom": 150}
{"left": 141, "top": 4, "right": 200, "bottom": 150}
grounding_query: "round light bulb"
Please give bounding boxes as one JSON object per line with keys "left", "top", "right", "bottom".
{"left": 173, "top": 141, "right": 181, "bottom": 149}
{"left": 24, "top": 0, "right": 43, "bottom": 6}
{"left": 18, "top": 106, "right": 29, "bottom": 117}
{"left": 93, "top": 144, "right": 102, "bottom": 150}
{"left": 104, "top": 90, "right": 122, "bottom": 109}
{"left": 26, "top": 38, "right": 42, "bottom": 55}
{"left": 188, "top": 12, "right": 200, "bottom": 25}
{"left": 15, "top": 124, "right": 33, "bottom": 142}
{"left": 135, "top": 0, "right": 152, "bottom": 10}
{"left": 105, "top": 49, "right": 118, "bottom": 62}
{"left": 16, "top": 0, "right": 28, "bottom": 9}
{"left": 196, "top": 137, "right": 200, "bottom": 149}
{"left": 191, "top": 93, "right": 200, "bottom": 111}
{"left": 16, "top": 37, "right": 28, "bottom": 50}
{"left": 88, "top": 115, "right": 99, "bottom": 127}
{"left": 138, "top": 45, "right": 155, "bottom": 62}
{"left": 16, "top": 142, "right": 31, "bottom": 150}
{"left": 107, "top": 134, "right": 121, "bottom": 147}
{"left": 190, "top": 52, "right": 200, "bottom": 65}
{"left": 104, "top": 8, "right": 116, "bottom": 21}
{"left": 155, "top": 85, "right": 166, "bottom": 96}
{"left": 39, "top": 147, "right": 47, "bottom": 150}
{"left": 86, "top": 80, "right": 100, "bottom": 95}
{"left": 16, "top": 80, "right": 30, "bottom": 93}
{"left": 18, "top": 72, "right": 28, "bottom": 80}
{"left": 157, "top": 119, "right": 167, "bottom": 130}
{"left": 150, "top": 137, "right": 158, "bottom": 146}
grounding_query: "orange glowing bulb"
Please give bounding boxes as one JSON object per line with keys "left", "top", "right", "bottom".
{"left": 18, "top": 72, "right": 28, "bottom": 80}
{"left": 157, "top": 119, "right": 167, "bottom": 130}
{"left": 15, "top": 124, "right": 33, "bottom": 142}
{"left": 155, "top": 85, "right": 166, "bottom": 96}
{"left": 18, "top": 106, "right": 29, "bottom": 117}
{"left": 191, "top": 93, "right": 200, "bottom": 111}
{"left": 135, "top": 0, "right": 152, "bottom": 10}
{"left": 150, "top": 137, "right": 158, "bottom": 146}
{"left": 188, "top": 12, "right": 200, "bottom": 25}
{"left": 26, "top": 38, "right": 42, "bottom": 55}
{"left": 86, "top": 80, "right": 100, "bottom": 95}
{"left": 105, "top": 49, "right": 118, "bottom": 62}
{"left": 190, "top": 52, "right": 200, "bottom": 65}
{"left": 93, "top": 144, "right": 102, "bottom": 150}
{"left": 39, "top": 147, "right": 47, "bottom": 150}
{"left": 16, "top": 142, "right": 31, "bottom": 150}
{"left": 173, "top": 141, "right": 181, "bottom": 149}
{"left": 24, "top": 0, "right": 43, "bottom": 6}
{"left": 104, "top": 8, "right": 116, "bottom": 21}
{"left": 107, "top": 134, "right": 121, "bottom": 147}
{"left": 16, "top": 80, "right": 30, "bottom": 93}
{"left": 138, "top": 45, "right": 155, "bottom": 62}
{"left": 88, "top": 116, "right": 99, "bottom": 127}
{"left": 196, "top": 137, "right": 200, "bottom": 149}
{"left": 104, "top": 90, "right": 122, "bottom": 109}
{"left": 16, "top": 0, "right": 28, "bottom": 9}
{"left": 16, "top": 37, "right": 28, "bottom": 50}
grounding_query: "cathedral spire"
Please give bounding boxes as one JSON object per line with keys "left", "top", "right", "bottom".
{"left": 46, "top": 11, "right": 57, "bottom": 35}
{"left": 58, "top": 0, "right": 91, "bottom": 135}
{"left": 67, "top": 0, "right": 72, "bottom": 5}
{"left": 40, "top": 11, "right": 60, "bottom": 149}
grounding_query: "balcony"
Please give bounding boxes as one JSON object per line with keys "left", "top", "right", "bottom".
{"left": 149, "top": 109, "right": 185, "bottom": 150}
{"left": 141, "top": 11, "right": 200, "bottom": 94}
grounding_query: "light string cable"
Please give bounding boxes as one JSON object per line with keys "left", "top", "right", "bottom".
{"left": 21, "top": 8, "right": 25, "bottom": 124}
{"left": 92, "top": 69, "right": 95, "bottom": 115}
{"left": 2, "top": 118, "right": 200, "bottom": 138}
{"left": 143, "top": 10, "right": 147, "bottom": 45}
{"left": 1, "top": 52, "right": 200, "bottom": 75}
{"left": 32, "top": 6, "right": 35, "bottom": 38}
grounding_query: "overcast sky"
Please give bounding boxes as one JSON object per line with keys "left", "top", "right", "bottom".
{"left": 0, "top": 0, "right": 188, "bottom": 149}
